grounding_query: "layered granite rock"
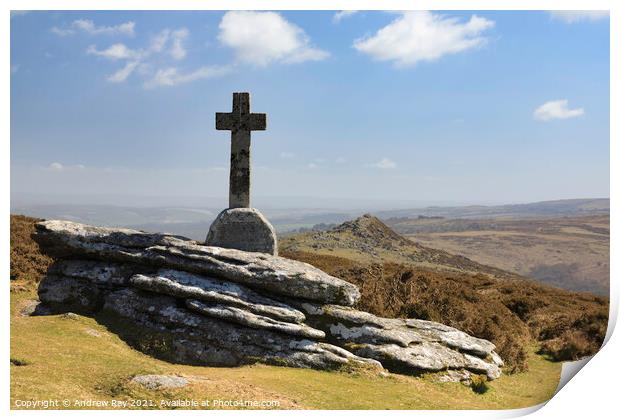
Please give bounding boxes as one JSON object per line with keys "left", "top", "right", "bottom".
{"left": 33, "top": 220, "right": 503, "bottom": 382}
{"left": 34, "top": 219, "right": 359, "bottom": 306}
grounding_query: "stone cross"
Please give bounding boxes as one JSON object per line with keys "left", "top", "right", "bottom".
{"left": 216, "top": 92, "right": 267, "bottom": 209}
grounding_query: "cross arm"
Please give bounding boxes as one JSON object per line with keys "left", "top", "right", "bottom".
{"left": 215, "top": 112, "right": 267, "bottom": 131}
{"left": 249, "top": 113, "right": 267, "bottom": 131}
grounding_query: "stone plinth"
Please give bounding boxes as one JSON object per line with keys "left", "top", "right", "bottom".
{"left": 206, "top": 208, "right": 277, "bottom": 255}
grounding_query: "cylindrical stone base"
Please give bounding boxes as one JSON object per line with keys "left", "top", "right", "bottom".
{"left": 205, "top": 208, "right": 277, "bottom": 255}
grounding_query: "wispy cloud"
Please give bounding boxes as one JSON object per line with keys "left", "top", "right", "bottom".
{"left": 47, "top": 162, "right": 86, "bottom": 171}
{"left": 354, "top": 11, "right": 494, "bottom": 67}
{"left": 333, "top": 11, "right": 358, "bottom": 23}
{"left": 86, "top": 43, "right": 140, "bottom": 60}
{"left": 280, "top": 152, "right": 295, "bottom": 159}
{"left": 218, "top": 11, "right": 329, "bottom": 66}
{"left": 534, "top": 99, "right": 584, "bottom": 121}
{"left": 52, "top": 19, "right": 135, "bottom": 37}
{"left": 144, "top": 65, "right": 232, "bottom": 89}
{"left": 369, "top": 157, "right": 397, "bottom": 169}
{"left": 77, "top": 26, "right": 217, "bottom": 87}
{"left": 107, "top": 61, "right": 140, "bottom": 83}
{"left": 549, "top": 11, "right": 609, "bottom": 23}
{"left": 149, "top": 28, "right": 189, "bottom": 60}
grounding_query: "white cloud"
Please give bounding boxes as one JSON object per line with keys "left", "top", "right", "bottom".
{"left": 74, "top": 19, "right": 135, "bottom": 36}
{"left": 144, "top": 65, "right": 232, "bottom": 89}
{"left": 107, "top": 61, "right": 140, "bottom": 83}
{"left": 149, "top": 28, "right": 189, "bottom": 59}
{"left": 335, "top": 157, "right": 347, "bottom": 164}
{"left": 534, "top": 99, "right": 584, "bottom": 121}
{"left": 52, "top": 19, "right": 135, "bottom": 37}
{"left": 59, "top": 22, "right": 221, "bottom": 89}
{"left": 90, "top": 27, "right": 190, "bottom": 83}
{"left": 218, "top": 11, "right": 329, "bottom": 66}
{"left": 333, "top": 11, "right": 358, "bottom": 23}
{"left": 307, "top": 163, "right": 318, "bottom": 169}
{"left": 354, "top": 11, "right": 494, "bottom": 67}
{"left": 49, "top": 162, "right": 64, "bottom": 171}
{"left": 149, "top": 30, "right": 170, "bottom": 53}
{"left": 169, "top": 28, "right": 189, "bottom": 60}
{"left": 370, "top": 158, "right": 397, "bottom": 169}
{"left": 280, "top": 152, "right": 294, "bottom": 159}
{"left": 87, "top": 43, "right": 140, "bottom": 60}
{"left": 51, "top": 26, "right": 75, "bottom": 36}
{"left": 549, "top": 11, "right": 609, "bottom": 23}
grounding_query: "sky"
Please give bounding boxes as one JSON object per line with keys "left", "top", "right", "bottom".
{"left": 10, "top": 10, "right": 610, "bottom": 207}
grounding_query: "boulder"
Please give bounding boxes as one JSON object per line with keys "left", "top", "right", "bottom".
{"left": 34, "top": 220, "right": 360, "bottom": 306}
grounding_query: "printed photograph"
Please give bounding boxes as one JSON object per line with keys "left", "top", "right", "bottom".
{"left": 9, "top": 8, "right": 610, "bottom": 410}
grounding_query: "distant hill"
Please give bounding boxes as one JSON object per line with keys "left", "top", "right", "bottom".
{"left": 384, "top": 214, "right": 609, "bottom": 296}
{"left": 376, "top": 198, "right": 609, "bottom": 220}
{"left": 280, "top": 215, "right": 608, "bottom": 373}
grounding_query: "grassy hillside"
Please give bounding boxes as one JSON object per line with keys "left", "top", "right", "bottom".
{"left": 10, "top": 214, "right": 563, "bottom": 409}
{"left": 280, "top": 215, "right": 608, "bottom": 372}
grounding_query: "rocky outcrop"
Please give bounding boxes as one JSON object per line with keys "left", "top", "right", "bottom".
{"left": 33, "top": 220, "right": 503, "bottom": 382}
{"left": 34, "top": 220, "right": 359, "bottom": 306}
{"left": 293, "top": 302, "right": 503, "bottom": 381}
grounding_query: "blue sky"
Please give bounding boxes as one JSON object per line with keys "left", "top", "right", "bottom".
{"left": 10, "top": 10, "right": 610, "bottom": 205}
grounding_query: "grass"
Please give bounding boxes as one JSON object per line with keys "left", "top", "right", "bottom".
{"left": 11, "top": 290, "right": 561, "bottom": 410}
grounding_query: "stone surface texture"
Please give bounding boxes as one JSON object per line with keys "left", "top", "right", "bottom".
{"left": 33, "top": 219, "right": 503, "bottom": 382}
{"left": 131, "top": 375, "right": 189, "bottom": 390}
{"left": 206, "top": 208, "right": 278, "bottom": 256}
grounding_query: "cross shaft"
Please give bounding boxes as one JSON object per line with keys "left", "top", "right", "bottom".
{"left": 215, "top": 92, "right": 266, "bottom": 209}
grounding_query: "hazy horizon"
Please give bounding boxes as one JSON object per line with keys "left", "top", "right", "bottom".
{"left": 10, "top": 190, "right": 610, "bottom": 211}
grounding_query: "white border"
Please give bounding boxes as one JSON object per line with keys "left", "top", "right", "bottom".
{"left": 3, "top": 1, "right": 616, "bottom": 419}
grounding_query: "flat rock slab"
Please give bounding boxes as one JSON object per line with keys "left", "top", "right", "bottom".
{"left": 206, "top": 208, "right": 277, "bottom": 255}
{"left": 186, "top": 299, "right": 325, "bottom": 340}
{"left": 131, "top": 375, "right": 189, "bottom": 390}
{"left": 34, "top": 220, "right": 360, "bottom": 306}
{"left": 130, "top": 269, "right": 304, "bottom": 323}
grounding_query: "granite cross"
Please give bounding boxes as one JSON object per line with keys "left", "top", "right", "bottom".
{"left": 216, "top": 92, "right": 267, "bottom": 209}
